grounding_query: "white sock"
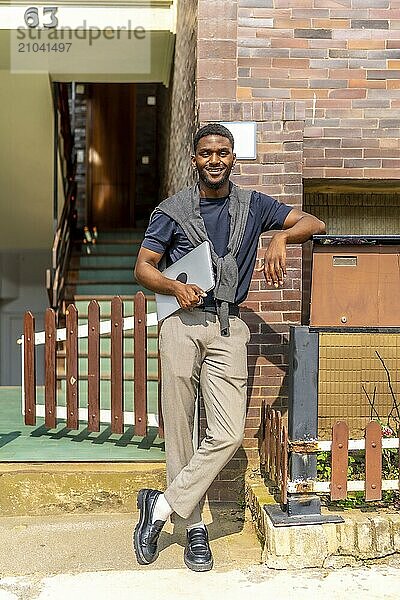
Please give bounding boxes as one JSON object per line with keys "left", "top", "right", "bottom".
{"left": 152, "top": 494, "right": 173, "bottom": 523}
{"left": 187, "top": 521, "right": 205, "bottom": 532}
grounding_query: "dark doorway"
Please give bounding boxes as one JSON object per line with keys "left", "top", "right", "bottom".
{"left": 87, "top": 83, "right": 136, "bottom": 228}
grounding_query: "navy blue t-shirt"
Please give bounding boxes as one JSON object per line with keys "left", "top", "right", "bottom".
{"left": 141, "top": 191, "right": 292, "bottom": 307}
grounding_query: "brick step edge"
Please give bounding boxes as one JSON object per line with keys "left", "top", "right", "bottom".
{"left": 246, "top": 474, "right": 400, "bottom": 569}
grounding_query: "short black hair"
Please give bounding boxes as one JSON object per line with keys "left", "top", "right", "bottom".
{"left": 193, "top": 124, "right": 234, "bottom": 152}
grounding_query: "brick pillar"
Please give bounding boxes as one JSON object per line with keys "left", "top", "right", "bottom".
{"left": 196, "top": 101, "right": 305, "bottom": 503}
{"left": 196, "top": 0, "right": 307, "bottom": 503}
{"left": 197, "top": 0, "right": 238, "bottom": 101}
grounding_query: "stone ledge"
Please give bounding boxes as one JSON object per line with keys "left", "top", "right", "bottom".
{"left": 246, "top": 474, "right": 400, "bottom": 569}
{"left": 0, "top": 463, "right": 167, "bottom": 516}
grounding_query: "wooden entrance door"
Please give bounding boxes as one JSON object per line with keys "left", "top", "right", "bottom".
{"left": 87, "top": 84, "right": 136, "bottom": 228}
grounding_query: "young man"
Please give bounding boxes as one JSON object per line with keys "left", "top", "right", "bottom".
{"left": 133, "top": 124, "right": 325, "bottom": 571}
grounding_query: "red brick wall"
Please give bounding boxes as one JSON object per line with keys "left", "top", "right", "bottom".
{"left": 197, "top": 0, "right": 400, "bottom": 179}
{"left": 234, "top": 0, "right": 400, "bottom": 178}
{"left": 198, "top": 100, "right": 304, "bottom": 466}
{"left": 195, "top": 1, "right": 400, "bottom": 490}
{"left": 197, "top": 2, "right": 305, "bottom": 475}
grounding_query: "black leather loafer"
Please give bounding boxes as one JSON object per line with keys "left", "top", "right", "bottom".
{"left": 133, "top": 488, "right": 165, "bottom": 565}
{"left": 184, "top": 526, "right": 213, "bottom": 572}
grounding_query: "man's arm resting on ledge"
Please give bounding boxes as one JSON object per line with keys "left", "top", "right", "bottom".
{"left": 262, "top": 208, "right": 326, "bottom": 287}
{"left": 134, "top": 247, "right": 207, "bottom": 310}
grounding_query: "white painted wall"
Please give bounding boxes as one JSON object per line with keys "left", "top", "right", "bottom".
{"left": 0, "top": 250, "right": 48, "bottom": 385}
{"left": 0, "top": 71, "right": 53, "bottom": 383}
{"left": 0, "top": 70, "right": 54, "bottom": 250}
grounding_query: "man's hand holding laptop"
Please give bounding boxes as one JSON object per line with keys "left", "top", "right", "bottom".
{"left": 171, "top": 281, "right": 207, "bottom": 310}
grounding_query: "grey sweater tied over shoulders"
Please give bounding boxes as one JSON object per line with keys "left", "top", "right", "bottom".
{"left": 153, "top": 182, "right": 252, "bottom": 336}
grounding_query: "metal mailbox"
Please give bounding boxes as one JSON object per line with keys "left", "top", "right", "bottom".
{"left": 310, "top": 235, "right": 400, "bottom": 328}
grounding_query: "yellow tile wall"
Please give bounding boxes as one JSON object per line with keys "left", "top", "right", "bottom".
{"left": 318, "top": 333, "right": 400, "bottom": 439}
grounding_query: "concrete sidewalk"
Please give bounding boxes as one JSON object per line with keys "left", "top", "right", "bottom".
{"left": 1, "top": 507, "right": 400, "bottom": 600}
{"left": 2, "top": 564, "right": 400, "bottom": 600}
{"left": 0, "top": 506, "right": 258, "bottom": 576}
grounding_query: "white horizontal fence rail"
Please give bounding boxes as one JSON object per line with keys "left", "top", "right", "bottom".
{"left": 318, "top": 438, "right": 400, "bottom": 451}
{"left": 313, "top": 480, "right": 399, "bottom": 493}
{"left": 290, "top": 429, "right": 400, "bottom": 500}
{"left": 17, "top": 312, "right": 158, "bottom": 346}
{"left": 30, "top": 405, "right": 160, "bottom": 428}
{"left": 287, "top": 479, "right": 400, "bottom": 494}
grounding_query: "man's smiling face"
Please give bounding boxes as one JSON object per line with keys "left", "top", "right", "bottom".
{"left": 192, "top": 135, "right": 236, "bottom": 191}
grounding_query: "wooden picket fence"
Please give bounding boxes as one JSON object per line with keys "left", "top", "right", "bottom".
{"left": 260, "top": 402, "right": 400, "bottom": 503}
{"left": 259, "top": 403, "right": 288, "bottom": 505}
{"left": 315, "top": 421, "right": 399, "bottom": 501}
{"left": 22, "top": 292, "right": 163, "bottom": 437}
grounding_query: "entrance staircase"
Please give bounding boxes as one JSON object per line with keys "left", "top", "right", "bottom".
{"left": 66, "top": 229, "right": 149, "bottom": 297}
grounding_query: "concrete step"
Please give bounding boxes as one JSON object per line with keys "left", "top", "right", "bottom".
{"left": 96, "top": 228, "right": 145, "bottom": 239}
{"left": 74, "top": 242, "right": 141, "bottom": 254}
{"left": 68, "top": 283, "right": 149, "bottom": 296}
{"left": 71, "top": 253, "right": 139, "bottom": 267}
{"left": 0, "top": 464, "right": 167, "bottom": 517}
{"left": 78, "top": 255, "right": 137, "bottom": 267}
{"left": 68, "top": 268, "right": 136, "bottom": 283}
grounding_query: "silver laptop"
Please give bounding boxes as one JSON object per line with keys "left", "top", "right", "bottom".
{"left": 155, "top": 241, "right": 215, "bottom": 321}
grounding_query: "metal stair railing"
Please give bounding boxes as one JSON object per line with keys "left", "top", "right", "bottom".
{"left": 46, "top": 82, "right": 77, "bottom": 312}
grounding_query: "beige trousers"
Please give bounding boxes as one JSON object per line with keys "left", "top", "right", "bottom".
{"left": 159, "top": 309, "right": 250, "bottom": 523}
